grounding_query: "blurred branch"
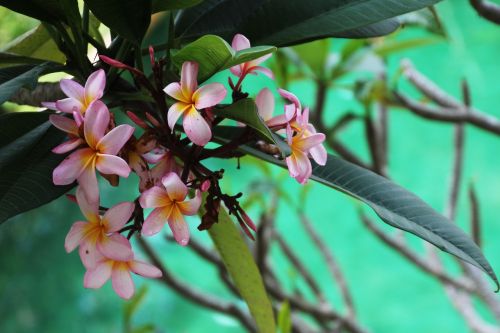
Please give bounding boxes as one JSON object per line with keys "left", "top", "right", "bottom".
{"left": 137, "top": 237, "right": 256, "bottom": 332}
{"left": 469, "top": 0, "right": 500, "bottom": 24}
{"left": 298, "top": 212, "right": 356, "bottom": 319}
{"left": 9, "top": 82, "right": 64, "bottom": 107}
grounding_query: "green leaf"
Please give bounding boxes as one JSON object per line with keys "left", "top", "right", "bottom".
{"left": 277, "top": 301, "right": 292, "bottom": 333}
{"left": 203, "top": 203, "right": 276, "bottom": 333}
{"left": 211, "top": 127, "right": 499, "bottom": 288}
{"left": 152, "top": 0, "right": 203, "bottom": 12}
{"left": 175, "top": 0, "right": 442, "bottom": 47}
{"left": 84, "top": 0, "right": 152, "bottom": 44}
{"left": 0, "top": 63, "right": 61, "bottom": 105}
{"left": 0, "top": 52, "right": 46, "bottom": 66}
{"left": 0, "top": 0, "right": 78, "bottom": 24}
{"left": 398, "top": 6, "right": 446, "bottom": 37}
{"left": 216, "top": 99, "right": 290, "bottom": 156}
{"left": 1, "top": 24, "right": 66, "bottom": 64}
{"left": 171, "top": 35, "right": 275, "bottom": 81}
{"left": 0, "top": 112, "right": 71, "bottom": 224}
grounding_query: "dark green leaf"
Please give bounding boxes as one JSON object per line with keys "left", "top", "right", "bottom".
{"left": 171, "top": 34, "right": 275, "bottom": 81}
{"left": 152, "top": 0, "right": 203, "bottom": 12}
{"left": 216, "top": 99, "right": 290, "bottom": 156}
{"left": 0, "top": 0, "right": 78, "bottom": 24}
{"left": 0, "top": 53, "right": 46, "bottom": 66}
{"left": 0, "top": 63, "right": 62, "bottom": 105}
{"left": 84, "top": 0, "right": 152, "bottom": 44}
{"left": 175, "top": 0, "right": 442, "bottom": 47}
{"left": 202, "top": 201, "right": 276, "bottom": 333}
{"left": 0, "top": 112, "right": 71, "bottom": 224}
{"left": 211, "top": 127, "right": 499, "bottom": 288}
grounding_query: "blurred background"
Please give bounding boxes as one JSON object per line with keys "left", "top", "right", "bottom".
{"left": 1, "top": 1, "right": 500, "bottom": 332}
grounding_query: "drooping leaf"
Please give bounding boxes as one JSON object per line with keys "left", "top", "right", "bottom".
{"left": 398, "top": 6, "right": 446, "bottom": 37}
{"left": 0, "top": 52, "right": 46, "bottom": 66}
{"left": 1, "top": 24, "right": 66, "bottom": 64}
{"left": 171, "top": 34, "right": 275, "bottom": 81}
{"left": 291, "top": 39, "right": 330, "bottom": 79}
{"left": 211, "top": 126, "right": 499, "bottom": 288}
{"left": 202, "top": 202, "right": 276, "bottom": 333}
{"left": 84, "top": 0, "right": 152, "bottom": 44}
{"left": 175, "top": 0, "right": 442, "bottom": 47}
{"left": 0, "top": 112, "right": 70, "bottom": 224}
{"left": 152, "top": 0, "right": 203, "bottom": 12}
{"left": 372, "top": 37, "right": 442, "bottom": 57}
{"left": 0, "top": 62, "right": 62, "bottom": 105}
{"left": 216, "top": 99, "right": 290, "bottom": 156}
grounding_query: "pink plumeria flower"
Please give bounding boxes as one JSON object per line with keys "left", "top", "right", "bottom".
{"left": 84, "top": 252, "right": 162, "bottom": 300}
{"left": 285, "top": 125, "right": 326, "bottom": 184}
{"left": 45, "top": 70, "right": 106, "bottom": 115}
{"left": 163, "top": 61, "right": 227, "bottom": 146}
{"left": 65, "top": 187, "right": 135, "bottom": 268}
{"left": 230, "top": 34, "right": 273, "bottom": 80}
{"left": 139, "top": 172, "right": 202, "bottom": 245}
{"left": 52, "top": 100, "right": 134, "bottom": 204}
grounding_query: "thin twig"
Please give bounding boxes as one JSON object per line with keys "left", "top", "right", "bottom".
{"left": 469, "top": 0, "right": 500, "bottom": 24}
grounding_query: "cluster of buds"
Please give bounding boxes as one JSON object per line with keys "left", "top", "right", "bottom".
{"left": 44, "top": 34, "right": 326, "bottom": 299}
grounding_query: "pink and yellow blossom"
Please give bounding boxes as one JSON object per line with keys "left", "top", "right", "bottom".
{"left": 163, "top": 61, "right": 227, "bottom": 146}
{"left": 45, "top": 70, "right": 106, "bottom": 115}
{"left": 139, "top": 172, "right": 202, "bottom": 245}
{"left": 52, "top": 100, "right": 134, "bottom": 203}
{"left": 84, "top": 252, "right": 162, "bottom": 299}
{"left": 230, "top": 34, "right": 273, "bottom": 80}
{"left": 65, "top": 187, "right": 135, "bottom": 268}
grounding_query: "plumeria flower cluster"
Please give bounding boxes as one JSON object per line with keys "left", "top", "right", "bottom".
{"left": 44, "top": 33, "right": 326, "bottom": 299}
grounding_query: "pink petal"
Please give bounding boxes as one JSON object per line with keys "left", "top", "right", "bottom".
{"left": 65, "top": 221, "right": 87, "bottom": 252}
{"left": 56, "top": 97, "right": 83, "bottom": 114}
{"left": 49, "top": 115, "right": 79, "bottom": 135}
{"left": 76, "top": 186, "right": 99, "bottom": 222}
{"left": 161, "top": 172, "right": 188, "bottom": 201}
{"left": 103, "top": 202, "right": 135, "bottom": 232}
{"left": 178, "top": 190, "right": 201, "bottom": 215}
{"left": 287, "top": 150, "right": 312, "bottom": 184}
{"left": 97, "top": 234, "right": 133, "bottom": 261}
{"left": 52, "top": 138, "right": 83, "bottom": 154}
{"left": 112, "top": 264, "right": 135, "bottom": 299}
{"left": 231, "top": 34, "right": 251, "bottom": 51}
{"left": 193, "top": 83, "right": 227, "bottom": 109}
{"left": 310, "top": 144, "right": 327, "bottom": 166}
{"left": 180, "top": 61, "right": 198, "bottom": 96}
{"left": 296, "top": 133, "right": 325, "bottom": 151}
{"left": 141, "top": 207, "right": 170, "bottom": 236}
{"left": 266, "top": 114, "right": 288, "bottom": 127}
{"left": 139, "top": 186, "right": 170, "bottom": 209}
{"left": 183, "top": 108, "right": 212, "bottom": 146}
{"left": 255, "top": 88, "right": 275, "bottom": 121}
{"left": 163, "top": 82, "right": 188, "bottom": 103}
{"left": 77, "top": 163, "right": 99, "bottom": 205}
{"left": 42, "top": 102, "right": 57, "bottom": 110}
{"left": 84, "top": 260, "right": 113, "bottom": 289}
{"left": 278, "top": 89, "right": 301, "bottom": 109}
{"left": 230, "top": 65, "right": 242, "bottom": 77}
{"left": 284, "top": 104, "right": 297, "bottom": 122}
{"left": 167, "top": 102, "right": 190, "bottom": 132}
{"left": 53, "top": 148, "right": 94, "bottom": 185}
{"left": 167, "top": 206, "right": 189, "bottom": 246}
{"left": 79, "top": 241, "right": 100, "bottom": 269}
{"left": 60, "top": 79, "right": 84, "bottom": 101}
{"left": 252, "top": 65, "right": 274, "bottom": 79}
{"left": 84, "top": 100, "right": 110, "bottom": 148}
{"left": 84, "top": 69, "right": 106, "bottom": 104}
{"left": 96, "top": 154, "right": 131, "bottom": 177}
{"left": 96, "top": 124, "right": 134, "bottom": 155}
{"left": 130, "top": 260, "right": 162, "bottom": 278}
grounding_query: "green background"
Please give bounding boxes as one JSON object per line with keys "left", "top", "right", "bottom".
{"left": 1, "top": 1, "right": 500, "bottom": 332}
